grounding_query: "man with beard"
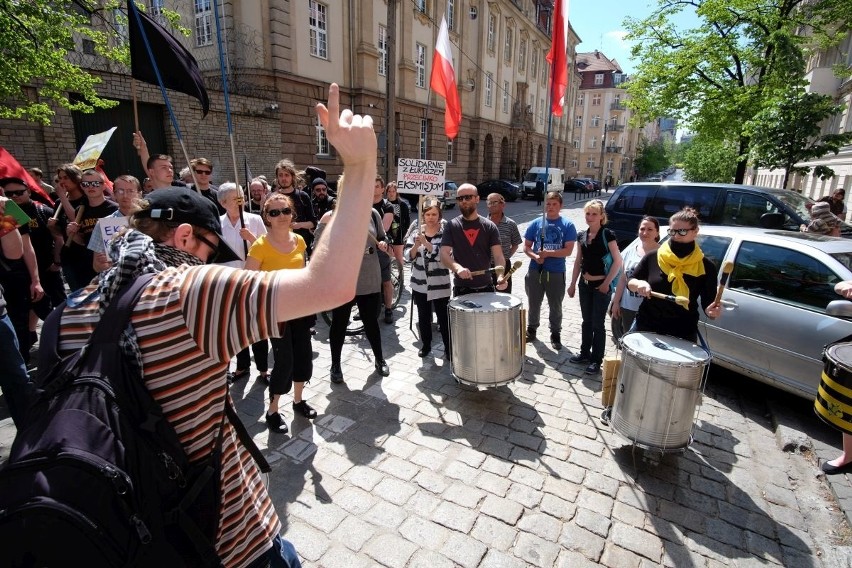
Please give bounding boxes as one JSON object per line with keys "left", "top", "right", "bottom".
{"left": 274, "top": 159, "right": 317, "bottom": 254}
{"left": 311, "top": 177, "right": 336, "bottom": 219}
{"left": 440, "top": 183, "right": 507, "bottom": 297}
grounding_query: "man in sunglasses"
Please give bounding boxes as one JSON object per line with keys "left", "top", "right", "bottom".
{"left": 47, "top": 83, "right": 378, "bottom": 567}
{"left": 440, "top": 183, "right": 508, "bottom": 296}
{"left": 189, "top": 157, "right": 225, "bottom": 215}
{"left": 61, "top": 169, "right": 118, "bottom": 290}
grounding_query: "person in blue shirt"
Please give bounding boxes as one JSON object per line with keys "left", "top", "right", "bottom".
{"left": 524, "top": 191, "right": 576, "bottom": 350}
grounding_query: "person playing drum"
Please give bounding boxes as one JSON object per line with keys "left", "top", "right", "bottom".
{"left": 627, "top": 207, "right": 722, "bottom": 342}
{"left": 821, "top": 280, "right": 852, "bottom": 474}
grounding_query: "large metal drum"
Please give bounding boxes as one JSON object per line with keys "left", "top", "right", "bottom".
{"left": 611, "top": 332, "right": 710, "bottom": 451}
{"left": 815, "top": 343, "right": 852, "bottom": 435}
{"left": 449, "top": 292, "right": 524, "bottom": 387}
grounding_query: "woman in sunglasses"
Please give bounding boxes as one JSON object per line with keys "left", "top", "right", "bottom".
{"left": 246, "top": 194, "right": 317, "bottom": 433}
{"left": 627, "top": 207, "right": 721, "bottom": 342}
{"left": 315, "top": 174, "right": 391, "bottom": 383}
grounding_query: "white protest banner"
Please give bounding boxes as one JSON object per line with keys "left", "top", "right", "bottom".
{"left": 73, "top": 127, "right": 117, "bottom": 170}
{"left": 396, "top": 159, "right": 446, "bottom": 196}
{"left": 93, "top": 216, "right": 128, "bottom": 252}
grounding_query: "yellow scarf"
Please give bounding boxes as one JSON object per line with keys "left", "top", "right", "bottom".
{"left": 657, "top": 241, "right": 705, "bottom": 308}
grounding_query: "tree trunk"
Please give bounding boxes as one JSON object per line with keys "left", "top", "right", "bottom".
{"left": 734, "top": 136, "right": 750, "bottom": 184}
{"left": 782, "top": 168, "right": 790, "bottom": 190}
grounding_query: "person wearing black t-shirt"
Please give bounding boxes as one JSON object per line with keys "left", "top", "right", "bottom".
{"left": 628, "top": 207, "right": 721, "bottom": 342}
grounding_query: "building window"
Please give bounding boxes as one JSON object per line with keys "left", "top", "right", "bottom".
{"left": 591, "top": 115, "right": 600, "bottom": 127}
{"left": 415, "top": 43, "right": 426, "bottom": 88}
{"left": 592, "top": 94, "right": 601, "bottom": 105}
{"left": 594, "top": 73, "right": 604, "bottom": 85}
{"left": 420, "top": 119, "right": 428, "bottom": 159}
{"left": 415, "top": 0, "right": 426, "bottom": 12}
{"left": 530, "top": 49, "right": 537, "bottom": 79}
{"left": 577, "top": 93, "right": 584, "bottom": 106}
{"left": 607, "top": 158, "right": 614, "bottom": 171}
{"left": 309, "top": 1, "right": 328, "bottom": 59}
{"left": 575, "top": 116, "right": 582, "bottom": 127}
{"left": 590, "top": 137, "right": 597, "bottom": 148}
{"left": 573, "top": 139, "right": 580, "bottom": 149}
{"left": 448, "top": 0, "right": 455, "bottom": 31}
{"left": 502, "top": 80, "right": 509, "bottom": 113}
{"left": 519, "top": 39, "right": 526, "bottom": 72}
{"left": 485, "top": 73, "right": 493, "bottom": 107}
{"left": 194, "top": 0, "right": 212, "bottom": 47}
{"left": 586, "top": 157, "right": 596, "bottom": 168}
{"left": 316, "top": 116, "right": 330, "bottom": 156}
{"left": 82, "top": 39, "right": 96, "bottom": 55}
{"left": 504, "top": 27, "right": 513, "bottom": 64}
{"left": 149, "top": 0, "right": 163, "bottom": 15}
{"left": 571, "top": 159, "right": 578, "bottom": 169}
{"left": 487, "top": 14, "right": 496, "bottom": 53}
{"left": 378, "top": 25, "right": 388, "bottom": 76}
{"left": 447, "top": 139, "right": 454, "bottom": 163}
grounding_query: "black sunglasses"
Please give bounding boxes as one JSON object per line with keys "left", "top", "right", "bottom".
{"left": 80, "top": 181, "right": 103, "bottom": 188}
{"left": 193, "top": 232, "right": 220, "bottom": 262}
{"left": 267, "top": 207, "right": 293, "bottom": 217}
{"left": 4, "top": 190, "right": 26, "bottom": 197}
{"left": 194, "top": 169, "right": 212, "bottom": 175}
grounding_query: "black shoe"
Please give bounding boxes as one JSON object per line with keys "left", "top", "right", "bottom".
{"left": 569, "top": 354, "right": 590, "bottom": 364}
{"left": 584, "top": 362, "right": 601, "bottom": 374}
{"left": 601, "top": 407, "right": 612, "bottom": 425}
{"left": 526, "top": 329, "right": 536, "bottom": 343}
{"left": 293, "top": 400, "right": 317, "bottom": 419}
{"left": 550, "top": 334, "right": 562, "bottom": 350}
{"left": 821, "top": 460, "right": 852, "bottom": 475}
{"left": 418, "top": 346, "right": 431, "bottom": 358}
{"left": 330, "top": 364, "right": 344, "bottom": 384}
{"left": 375, "top": 359, "right": 390, "bottom": 376}
{"left": 257, "top": 372, "right": 270, "bottom": 385}
{"left": 265, "top": 412, "right": 289, "bottom": 433}
{"left": 384, "top": 308, "right": 393, "bottom": 324}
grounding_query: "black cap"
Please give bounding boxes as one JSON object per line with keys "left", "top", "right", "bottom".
{"left": 134, "top": 187, "right": 240, "bottom": 263}
{"left": 311, "top": 177, "right": 328, "bottom": 190}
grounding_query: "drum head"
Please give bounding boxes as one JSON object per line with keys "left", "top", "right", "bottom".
{"left": 826, "top": 344, "right": 852, "bottom": 372}
{"left": 621, "top": 332, "right": 710, "bottom": 365}
{"left": 448, "top": 292, "right": 521, "bottom": 312}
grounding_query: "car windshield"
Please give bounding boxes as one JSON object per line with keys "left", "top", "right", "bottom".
{"left": 524, "top": 172, "right": 547, "bottom": 183}
{"left": 774, "top": 191, "right": 814, "bottom": 220}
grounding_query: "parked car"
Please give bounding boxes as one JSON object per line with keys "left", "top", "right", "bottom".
{"left": 477, "top": 179, "right": 520, "bottom": 202}
{"left": 627, "top": 226, "right": 852, "bottom": 399}
{"left": 564, "top": 179, "right": 593, "bottom": 193}
{"left": 605, "top": 181, "right": 852, "bottom": 249}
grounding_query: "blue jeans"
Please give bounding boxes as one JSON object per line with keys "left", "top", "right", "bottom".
{"left": 578, "top": 279, "right": 611, "bottom": 364}
{"left": 246, "top": 535, "right": 302, "bottom": 568}
{"left": 0, "top": 312, "right": 35, "bottom": 427}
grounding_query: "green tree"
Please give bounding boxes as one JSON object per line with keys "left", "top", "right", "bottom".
{"left": 624, "top": 0, "right": 852, "bottom": 184}
{"left": 0, "top": 1, "right": 185, "bottom": 124}
{"left": 681, "top": 135, "right": 738, "bottom": 183}
{"left": 634, "top": 138, "right": 670, "bottom": 178}
{"left": 746, "top": 88, "right": 852, "bottom": 189}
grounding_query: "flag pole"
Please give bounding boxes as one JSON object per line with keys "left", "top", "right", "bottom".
{"left": 131, "top": 79, "right": 140, "bottom": 133}
{"left": 212, "top": 0, "right": 247, "bottom": 255}
{"left": 127, "top": 1, "right": 199, "bottom": 191}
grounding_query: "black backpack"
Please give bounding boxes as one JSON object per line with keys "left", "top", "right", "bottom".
{"left": 0, "top": 275, "right": 269, "bottom": 567}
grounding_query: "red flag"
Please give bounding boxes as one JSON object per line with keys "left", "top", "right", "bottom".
{"left": 430, "top": 16, "right": 462, "bottom": 140}
{"left": 96, "top": 159, "right": 114, "bottom": 192}
{"left": 0, "top": 146, "right": 54, "bottom": 205}
{"left": 546, "top": 0, "right": 570, "bottom": 117}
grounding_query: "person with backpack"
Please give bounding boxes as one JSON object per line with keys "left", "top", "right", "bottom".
{"left": 3, "top": 83, "right": 378, "bottom": 568}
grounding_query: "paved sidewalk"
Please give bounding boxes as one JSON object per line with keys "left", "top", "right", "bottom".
{"left": 2, "top": 195, "right": 852, "bottom": 567}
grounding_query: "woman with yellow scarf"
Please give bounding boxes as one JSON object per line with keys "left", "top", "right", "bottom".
{"left": 627, "top": 207, "right": 721, "bottom": 342}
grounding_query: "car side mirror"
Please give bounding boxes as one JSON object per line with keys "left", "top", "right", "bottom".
{"left": 826, "top": 300, "right": 852, "bottom": 318}
{"left": 759, "top": 212, "right": 784, "bottom": 229}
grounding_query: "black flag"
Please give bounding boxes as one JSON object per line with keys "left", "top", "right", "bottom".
{"left": 127, "top": 1, "right": 210, "bottom": 116}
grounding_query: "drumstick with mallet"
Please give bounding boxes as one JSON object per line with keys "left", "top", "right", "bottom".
{"left": 500, "top": 260, "right": 524, "bottom": 281}
{"left": 649, "top": 291, "right": 690, "bottom": 308}
{"left": 469, "top": 265, "right": 504, "bottom": 277}
{"left": 713, "top": 261, "right": 734, "bottom": 304}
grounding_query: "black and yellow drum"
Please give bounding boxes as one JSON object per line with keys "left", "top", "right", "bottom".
{"left": 815, "top": 343, "right": 852, "bottom": 434}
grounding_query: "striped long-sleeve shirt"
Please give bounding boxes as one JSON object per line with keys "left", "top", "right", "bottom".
{"left": 404, "top": 220, "right": 451, "bottom": 301}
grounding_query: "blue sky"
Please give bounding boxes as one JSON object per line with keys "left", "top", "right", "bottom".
{"left": 569, "top": 1, "right": 699, "bottom": 75}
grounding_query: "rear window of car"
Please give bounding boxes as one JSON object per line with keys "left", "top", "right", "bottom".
{"left": 647, "top": 185, "right": 716, "bottom": 220}
{"left": 610, "top": 186, "right": 656, "bottom": 214}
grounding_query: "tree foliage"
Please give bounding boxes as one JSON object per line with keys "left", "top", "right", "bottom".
{"left": 624, "top": 0, "right": 852, "bottom": 184}
{"left": 681, "top": 135, "right": 738, "bottom": 183}
{"left": 0, "top": 1, "right": 186, "bottom": 124}
{"left": 634, "top": 138, "right": 671, "bottom": 178}
{"left": 746, "top": 87, "right": 852, "bottom": 189}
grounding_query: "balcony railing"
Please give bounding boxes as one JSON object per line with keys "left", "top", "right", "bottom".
{"left": 607, "top": 124, "right": 625, "bottom": 132}
{"left": 605, "top": 146, "right": 623, "bottom": 154}
{"left": 610, "top": 102, "right": 625, "bottom": 111}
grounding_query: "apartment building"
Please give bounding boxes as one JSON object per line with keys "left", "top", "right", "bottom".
{"left": 0, "top": 0, "right": 579, "bottom": 188}
{"left": 570, "top": 50, "right": 639, "bottom": 185}
{"left": 752, "top": 31, "right": 852, "bottom": 199}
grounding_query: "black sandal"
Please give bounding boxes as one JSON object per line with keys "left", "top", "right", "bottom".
{"left": 293, "top": 400, "right": 317, "bottom": 419}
